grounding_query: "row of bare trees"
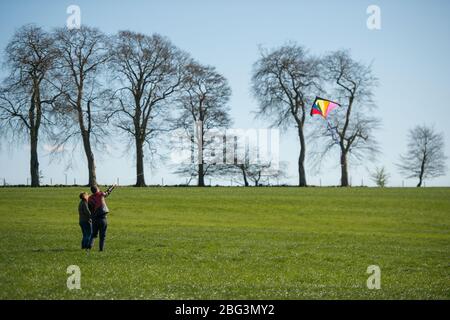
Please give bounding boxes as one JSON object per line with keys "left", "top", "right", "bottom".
{"left": 0, "top": 25, "right": 233, "bottom": 187}
{"left": 251, "top": 45, "right": 447, "bottom": 187}
{"left": 0, "top": 25, "right": 447, "bottom": 187}
{"left": 251, "top": 45, "right": 380, "bottom": 187}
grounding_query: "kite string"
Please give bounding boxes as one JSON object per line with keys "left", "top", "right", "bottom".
{"left": 326, "top": 120, "right": 340, "bottom": 145}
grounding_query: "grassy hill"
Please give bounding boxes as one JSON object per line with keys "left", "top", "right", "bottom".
{"left": 0, "top": 187, "right": 448, "bottom": 299}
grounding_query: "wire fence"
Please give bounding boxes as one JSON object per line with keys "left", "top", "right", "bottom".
{"left": 1, "top": 176, "right": 344, "bottom": 187}
{"left": 0, "top": 176, "right": 431, "bottom": 188}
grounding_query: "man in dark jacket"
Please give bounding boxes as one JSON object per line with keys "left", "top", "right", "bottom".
{"left": 78, "top": 192, "right": 92, "bottom": 249}
{"left": 88, "top": 184, "right": 116, "bottom": 251}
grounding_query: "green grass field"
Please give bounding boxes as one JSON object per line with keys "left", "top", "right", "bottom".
{"left": 0, "top": 187, "right": 448, "bottom": 299}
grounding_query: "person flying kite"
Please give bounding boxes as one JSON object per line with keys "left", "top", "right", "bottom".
{"left": 310, "top": 97, "right": 340, "bottom": 143}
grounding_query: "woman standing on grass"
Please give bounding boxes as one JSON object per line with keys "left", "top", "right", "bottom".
{"left": 78, "top": 192, "right": 92, "bottom": 250}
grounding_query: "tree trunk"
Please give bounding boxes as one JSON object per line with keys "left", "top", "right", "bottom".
{"left": 417, "top": 170, "right": 424, "bottom": 187}
{"left": 30, "top": 128, "right": 40, "bottom": 187}
{"left": 298, "top": 127, "right": 307, "bottom": 187}
{"left": 240, "top": 166, "right": 249, "bottom": 187}
{"left": 197, "top": 124, "right": 205, "bottom": 187}
{"left": 416, "top": 177, "right": 423, "bottom": 188}
{"left": 29, "top": 90, "right": 41, "bottom": 187}
{"left": 81, "top": 131, "right": 97, "bottom": 186}
{"left": 417, "top": 155, "right": 426, "bottom": 187}
{"left": 340, "top": 151, "right": 349, "bottom": 187}
{"left": 135, "top": 137, "right": 146, "bottom": 187}
{"left": 255, "top": 171, "right": 261, "bottom": 187}
{"left": 339, "top": 96, "right": 353, "bottom": 188}
{"left": 198, "top": 163, "right": 205, "bottom": 186}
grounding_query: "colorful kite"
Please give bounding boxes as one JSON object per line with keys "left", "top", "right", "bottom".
{"left": 310, "top": 97, "right": 341, "bottom": 144}
{"left": 310, "top": 97, "right": 340, "bottom": 118}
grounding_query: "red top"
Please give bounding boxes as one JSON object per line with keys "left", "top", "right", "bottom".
{"left": 88, "top": 191, "right": 106, "bottom": 212}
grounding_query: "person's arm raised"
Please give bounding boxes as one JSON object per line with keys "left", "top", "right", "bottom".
{"left": 104, "top": 184, "right": 117, "bottom": 197}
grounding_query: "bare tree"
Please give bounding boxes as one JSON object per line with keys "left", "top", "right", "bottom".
{"left": 251, "top": 44, "right": 321, "bottom": 187}
{"left": 370, "top": 166, "right": 389, "bottom": 187}
{"left": 51, "top": 26, "right": 110, "bottom": 186}
{"left": 175, "top": 61, "right": 232, "bottom": 186}
{"left": 397, "top": 125, "right": 447, "bottom": 187}
{"left": 0, "top": 25, "right": 58, "bottom": 187}
{"left": 223, "top": 142, "right": 287, "bottom": 187}
{"left": 108, "top": 31, "right": 187, "bottom": 186}
{"left": 317, "top": 50, "right": 380, "bottom": 187}
{"left": 223, "top": 163, "right": 267, "bottom": 187}
{"left": 245, "top": 164, "right": 267, "bottom": 186}
{"left": 242, "top": 162, "right": 287, "bottom": 187}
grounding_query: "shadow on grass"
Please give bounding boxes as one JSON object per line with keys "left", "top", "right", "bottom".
{"left": 29, "top": 247, "right": 80, "bottom": 253}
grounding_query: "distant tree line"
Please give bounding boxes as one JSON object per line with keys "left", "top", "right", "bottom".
{"left": 0, "top": 25, "right": 447, "bottom": 187}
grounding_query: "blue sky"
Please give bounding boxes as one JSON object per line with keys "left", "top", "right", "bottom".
{"left": 0, "top": 0, "right": 449, "bottom": 186}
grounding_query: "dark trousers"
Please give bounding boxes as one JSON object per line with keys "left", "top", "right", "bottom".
{"left": 89, "top": 217, "right": 107, "bottom": 251}
{"left": 79, "top": 221, "right": 92, "bottom": 249}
